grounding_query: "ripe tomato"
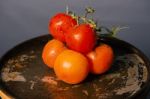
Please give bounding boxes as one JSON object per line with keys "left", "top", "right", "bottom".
{"left": 87, "top": 44, "right": 114, "bottom": 74}
{"left": 42, "top": 39, "right": 66, "bottom": 68}
{"left": 54, "top": 50, "right": 89, "bottom": 84}
{"left": 49, "top": 13, "right": 77, "bottom": 42}
{"left": 65, "top": 24, "right": 96, "bottom": 54}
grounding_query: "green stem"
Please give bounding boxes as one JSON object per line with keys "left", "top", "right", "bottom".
{"left": 66, "top": 5, "right": 69, "bottom": 14}
{"left": 84, "top": 12, "right": 88, "bottom": 18}
{"left": 97, "top": 26, "right": 129, "bottom": 37}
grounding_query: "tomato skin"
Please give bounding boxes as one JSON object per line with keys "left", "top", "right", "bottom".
{"left": 42, "top": 39, "right": 67, "bottom": 68}
{"left": 87, "top": 44, "right": 114, "bottom": 74}
{"left": 49, "top": 13, "right": 77, "bottom": 42}
{"left": 66, "top": 24, "right": 96, "bottom": 54}
{"left": 54, "top": 50, "right": 89, "bottom": 84}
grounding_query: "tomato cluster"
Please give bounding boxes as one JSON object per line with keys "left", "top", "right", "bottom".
{"left": 42, "top": 13, "right": 114, "bottom": 84}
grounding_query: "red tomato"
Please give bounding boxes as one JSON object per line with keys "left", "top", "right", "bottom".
{"left": 49, "top": 13, "right": 77, "bottom": 42}
{"left": 65, "top": 24, "right": 96, "bottom": 54}
{"left": 42, "top": 39, "right": 67, "bottom": 68}
{"left": 87, "top": 44, "right": 114, "bottom": 74}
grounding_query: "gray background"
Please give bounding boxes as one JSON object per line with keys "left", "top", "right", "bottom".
{"left": 0, "top": 0, "right": 150, "bottom": 98}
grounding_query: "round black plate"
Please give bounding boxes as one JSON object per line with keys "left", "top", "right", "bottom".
{"left": 0, "top": 35, "right": 150, "bottom": 99}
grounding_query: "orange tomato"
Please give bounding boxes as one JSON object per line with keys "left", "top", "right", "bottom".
{"left": 87, "top": 44, "right": 114, "bottom": 74}
{"left": 42, "top": 39, "right": 66, "bottom": 68}
{"left": 54, "top": 50, "right": 89, "bottom": 84}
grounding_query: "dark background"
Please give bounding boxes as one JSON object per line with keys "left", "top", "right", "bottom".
{"left": 0, "top": 0, "right": 150, "bottom": 98}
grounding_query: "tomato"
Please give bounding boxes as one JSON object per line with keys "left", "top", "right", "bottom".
{"left": 49, "top": 13, "right": 77, "bottom": 42}
{"left": 87, "top": 44, "right": 114, "bottom": 74}
{"left": 42, "top": 39, "right": 67, "bottom": 68}
{"left": 54, "top": 50, "right": 89, "bottom": 84}
{"left": 65, "top": 24, "right": 96, "bottom": 54}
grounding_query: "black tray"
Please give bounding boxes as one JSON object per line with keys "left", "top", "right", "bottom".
{"left": 0, "top": 35, "right": 150, "bottom": 99}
